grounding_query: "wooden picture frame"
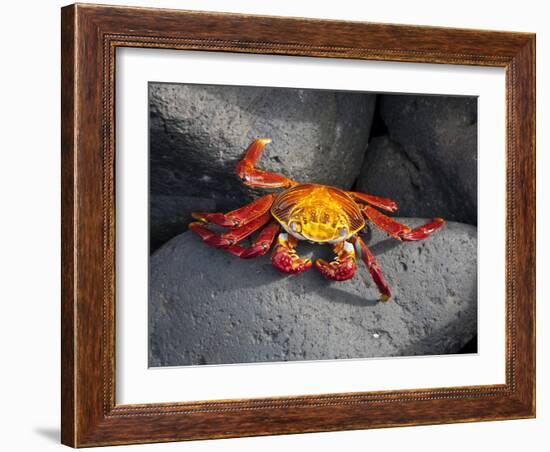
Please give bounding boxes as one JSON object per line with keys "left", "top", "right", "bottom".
{"left": 61, "top": 3, "right": 535, "bottom": 447}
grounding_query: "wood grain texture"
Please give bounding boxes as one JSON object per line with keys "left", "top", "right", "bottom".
{"left": 60, "top": 3, "right": 536, "bottom": 447}
{"left": 60, "top": 5, "right": 76, "bottom": 446}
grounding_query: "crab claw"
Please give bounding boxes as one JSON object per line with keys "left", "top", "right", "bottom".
{"left": 315, "top": 241, "right": 357, "bottom": 281}
{"left": 271, "top": 233, "right": 312, "bottom": 274}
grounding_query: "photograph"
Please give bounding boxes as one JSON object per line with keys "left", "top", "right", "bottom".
{"left": 0, "top": 0, "right": 541, "bottom": 449}
{"left": 55, "top": 0, "right": 539, "bottom": 447}
{"left": 148, "top": 82, "right": 479, "bottom": 367}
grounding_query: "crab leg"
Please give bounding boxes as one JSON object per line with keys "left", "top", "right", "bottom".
{"left": 271, "top": 233, "right": 312, "bottom": 274}
{"left": 235, "top": 138, "right": 298, "bottom": 189}
{"left": 190, "top": 220, "right": 280, "bottom": 259}
{"left": 315, "top": 241, "right": 357, "bottom": 281}
{"left": 240, "top": 222, "right": 281, "bottom": 259}
{"left": 192, "top": 194, "right": 274, "bottom": 228}
{"left": 360, "top": 204, "right": 444, "bottom": 241}
{"left": 351, "top": 235, "right": 392, "bottom": 301}
{"left": 189, "top": 212, "right": 271, "bottom": 249}
{"left": 188, "top": 221, "right": 246, "bottom": 257}
{"left": 348, "top": 191, "right": 398, "bottom": 213}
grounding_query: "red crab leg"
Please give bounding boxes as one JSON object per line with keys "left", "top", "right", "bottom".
{"left": 271, "top": 233, "right": 312, "bottom": 274}
{"left": 348, "top": 191, "right": 398, "bottom": 213}
{"left": 192, "top": 194, "right": 274, "bottom": 228}
{"left": 188, "top": 222, "right": 246, "bottom": 257}
{"left": 240, "top": 222, "right": 281, "bottom": 259}
{"left": 235, "top": 138, "right": 298, "bottom": 189}
{"left": 360, "top": 204, "right": 445, "bottom": 241}
{"left": 315, "top": 241, "right": 357, "bottom": 281}
{"left": 190, "top": 220, "right": 280, "bottom": 259}
{"left": 189, "top": 212, "right": 271, "bottom": 249}
{"left": 351, "top": 235, "right": 391, "bottom": 301}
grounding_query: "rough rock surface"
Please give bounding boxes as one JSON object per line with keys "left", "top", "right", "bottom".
{"left": 149, "top": 219, "right": 477, "bottom": 367}
{"left": 150, "top": 195, "right": 216, "bottom": 253}
{"left": 149, "top": 83, "right": 376, "bottom": 203}
{"left": 357, "top": 95, "right": 477, "bottom": 225}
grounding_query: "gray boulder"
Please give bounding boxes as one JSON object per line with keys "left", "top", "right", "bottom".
{"left": 149, "top": 219, "right": 477, "bottom": 367}
{"left": 149, "top": 83, "right": 375, "bottom": 204}
{"left": 357, "top": 95, "right": 477, "bottom": 225}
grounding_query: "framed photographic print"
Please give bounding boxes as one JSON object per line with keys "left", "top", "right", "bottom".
{"left": 61, "top": 3, "right": 536, "bottom": 447}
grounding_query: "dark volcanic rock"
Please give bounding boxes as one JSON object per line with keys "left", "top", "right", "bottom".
{"left": 149, "top": 219, "right": 477, "bottom": 367}
{"left": 357, "top": 95, "right": 477, "bottom": 225}
{"left": 150, "top": 195, "right": 216, "bottom": 254}
{"left": 149, "top": 83, "right": 375, "bottom": 205}
{"left": 356, "top": 135, "right": 458, "bottom": 222}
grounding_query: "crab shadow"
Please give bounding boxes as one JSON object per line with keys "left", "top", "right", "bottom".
{"left": 368, "top": 237, "right": 401, "bottom": 255}
{"left": 229, "top": 244, "right": 382, "bottom": 307}
{"left": 176, "top": 232, "right": 398, "bottom": 308}
{"left": 240, "top": 266, "right": 380, "bottom": 307}
{"left": 315, "top": 284, "right": 379, "bottom": 307}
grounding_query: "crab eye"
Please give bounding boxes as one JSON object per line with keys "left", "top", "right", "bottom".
{"left": 290, "top": 221, "right": 302, "bottom": 233}
{"left": 339, "top": 227, "right": 348, "bottom": 238}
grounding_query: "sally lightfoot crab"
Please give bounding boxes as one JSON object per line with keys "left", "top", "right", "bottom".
{"left": 189, "top": 138, "right": 445, "bottom": 301}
